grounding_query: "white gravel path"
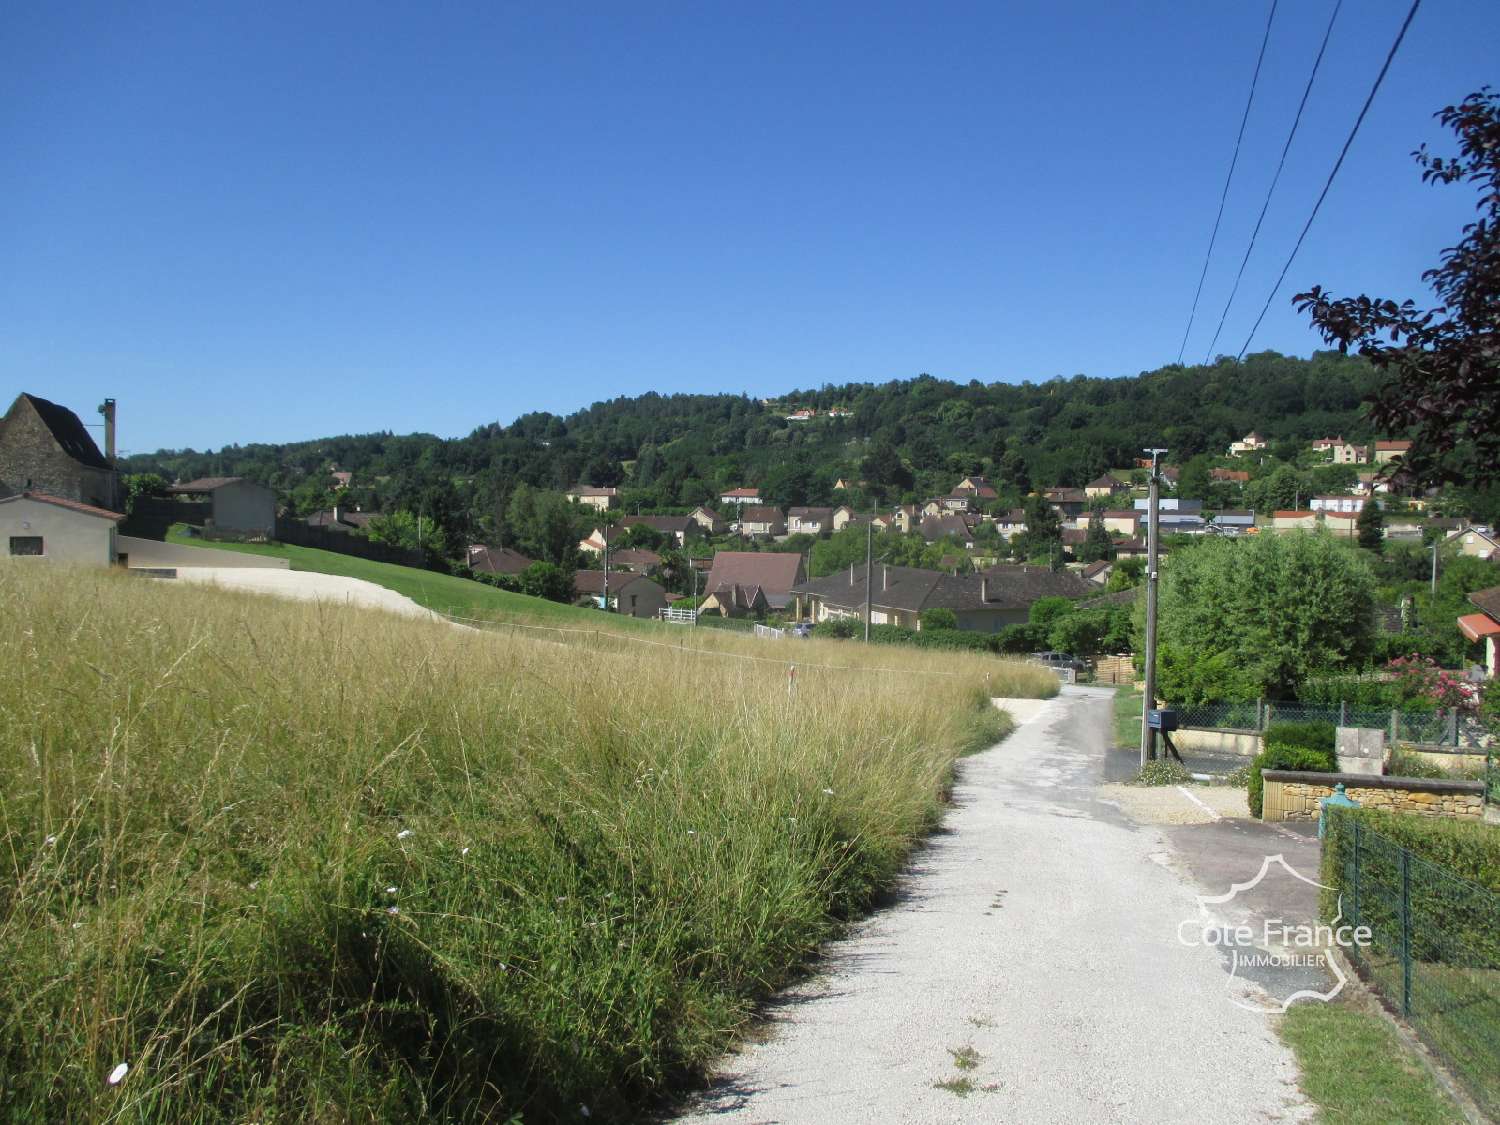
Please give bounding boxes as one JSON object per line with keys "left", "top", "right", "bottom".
{"left": 171, "top": 567, "right": 440, "bottom": 621}
{"left": 676, "top": 686, "right": 1311, "bottom": 1124}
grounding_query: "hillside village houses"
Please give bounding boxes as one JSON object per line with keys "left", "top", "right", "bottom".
{"left": 1228, "top": 431, "right": 1268, "bottom": 456}
{"left": 719, "top": 486, "right": 762, "bottom": 506}
{"left": 565, "top": 485, "right": 619, "bottom": 511}
{"left": 737, "top": 505, "right": 786, "bottom": 538}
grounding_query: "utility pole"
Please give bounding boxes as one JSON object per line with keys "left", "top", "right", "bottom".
{"left": 602, "top": 519, "right": 611, "bottom": 612}
{"left": 691, "top": 556, "right": 698, "bottom": 625}
{"left": 863, "top": 504, "right": 874, "bottom": 642}
{"left": 1430, "top": 541, "right": 1439, "bottom": 598}
{"left": 1141, "top": 447, "right": 1168, "bottom": 767}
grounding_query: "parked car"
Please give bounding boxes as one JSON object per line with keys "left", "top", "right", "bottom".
{"left": 1031, "top": 650, "right": 1087, "bottom": 672}
{"left": 791, "top": 622, "right": 813, "bottom": 638}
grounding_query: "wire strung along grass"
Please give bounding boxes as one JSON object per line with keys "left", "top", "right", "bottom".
{"left": 0, "top": 562, "right": 1055, "bottom": 1123}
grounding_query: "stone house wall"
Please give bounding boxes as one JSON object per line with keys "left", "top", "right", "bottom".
{"left": 1262, "top": 770, "right": 1484, "bottom": 822}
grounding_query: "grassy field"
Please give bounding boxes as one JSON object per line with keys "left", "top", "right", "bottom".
{"left": 0, "top": 562, "right": 1055, "bottom": 1123}
{"left": 1280, "top": 1002, "right": 1464, "bottom": 1124}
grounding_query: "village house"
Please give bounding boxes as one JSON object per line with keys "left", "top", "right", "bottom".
{"left": 169, "top": 477, "right": 277, "bottom": 536}
{"left": 467, "top": 545, "right": 535, "bottom": 575}
{"left": 1373, "top": 440, "right": 1412, "bottom": 464}
{"left": 607, "top": 548, "right": 662, "bottom": 574}
{"left": 1081, "top": 559, "right": 1113, "bottom": 586}
{"left": 1042, "top": 488, "right": 1088, "bottom": 520}
{"left": 621, "top": 514, "right": 695, "bottom": 546}
{"left": 331, "top": 470, "right": 353, "bottom": 490}
{"left": 738, "top": 505, "right": 785, "bottom": 538}
{"left": 1353, "top": 471, "right": 1393, "bottom": 496}
{"left": 689, "top": 505, "right": 727, "bottom": 534}
{"left": 891, "top": 504, "right": 921, "bottom": 534}
{"left": 719, "top": 486, "right": 762, "bottom": 507}
{"left": 565, "top": 485, "right": 619, "bottom": 511}
{"left": 1321, "top": 512, "right": 1360, "bottom": 538}
{"left": 1093, "top": 510, "right": 1141, "bottom": 537}
{"left": 995, "top": 508, "right": 1027, "bottom": 537}
{"left": 573, "top": 570, "right": 667, "bottom": 619}
{"left": 0, "top": 491, "right": 123, "bottom": 565}
{"left": 0, "top": 392, "right": 120, "bottom": 512}
{"left": 831, "top": 505, "right": 858, "bottom": 532}
{"left": 1084, "top": 473, "right": 1129, "bottom": 501}
{"left": 1310, "top": 495, "right": 1366, "bottom": 514}
{"left": 786, "top": 506, "right": 835, "bottom": 536}
{"left": 1228, "top": 431, "right": 1268, "bottom": 457}
{"left": 1445, "top": 526, "right": 1498, "bottom": 561}
{"left": 953, "top": 475, "right": 999, "bottom": 500}
{"left": 870, "top": 513, "right": 894, "bottom": 533}
{"left": 791, "top": 562, "right": 1093, "bottom": 632}
{"left": 1459, "top": 586, "right": 1500, "bottom": 679}
{"left": 1271, "top": 510, "right": 1319, "bottom": 532}
{"left": 919, "top": 513, "right": 979, "bottom": 547}
{"left": 307, "top": 507, "right": 377, "bottom": 532}
{"left": 699, "top": 551, "right": 806, "bottom": 617}
{"left": 833, "top": 477, "right": 852, "bottom": 491}
{"left": 1210, "top": 510, "right": 1256, "bottom": 534}
{"left": 578, "top": 525, "right": 623, "bottom": 556}
{"left": 1210, "top": 468, "right": 1250, "bottom": 484}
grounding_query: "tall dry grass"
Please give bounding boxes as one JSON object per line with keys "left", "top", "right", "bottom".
{"left": 0, "top": 563, "right": 1055, "bottom": 1123}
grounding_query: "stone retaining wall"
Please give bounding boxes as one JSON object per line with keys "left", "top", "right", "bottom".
{"left": 1261, "top": 770, "right": 1484, "bottom": 823}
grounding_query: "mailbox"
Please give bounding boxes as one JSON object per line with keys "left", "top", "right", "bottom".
{"left": 1146, "top": 709, "right": 1179, "bottom": 732}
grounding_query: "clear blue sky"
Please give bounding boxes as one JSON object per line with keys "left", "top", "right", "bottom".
{"left": 3, "top": 1, "right": 1495, "bottom": 454}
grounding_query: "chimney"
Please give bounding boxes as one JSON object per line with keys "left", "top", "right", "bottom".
{"left": 97, "top": 398, "right": 116, "bottom": 461}
{"left": 333, "top": 504, "right": 342, "bottom": 525}
{"left": 981, "top": 575, "right": 988, "bottom": 602}
{"left": 883, "top": 565, "right": 888, "bottom": 590}
{"left": 849, "top": 562, "right": 854, "bottom": 586}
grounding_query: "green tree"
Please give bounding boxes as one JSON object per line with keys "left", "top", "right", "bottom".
{"left": 367, "top": 510, "right": 449, "bottom": 559}
{"left": 1244, "top": 464, "right": 1304, "bottom": 512}
{"left": 516, "top": 561, "right": 575, "bottom": 603}
{"left": 1356, "top": 500, "right": 1385, "bottom": 552}
{"left": 122, "top": 472, "right": 169, "bottom": 516}
{"left": 1079, "top": 510, "right": 1115, "bottom": 563}
{"left": 1151, "top": 532, "right": 1376, "bottom": 703}
{"left": 1028, "top": 596, "right": 1075, "bottom": 631}
{"left": 1105, "top": 556, "right": 1146, "bottom": 591}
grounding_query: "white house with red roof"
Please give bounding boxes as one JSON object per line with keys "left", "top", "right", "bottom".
{"left": 0, "top": 491, "right": 123, "bottom": 565}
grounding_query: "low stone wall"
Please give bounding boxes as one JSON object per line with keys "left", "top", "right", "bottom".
{"left": 1173, "top": 727, "right": 1262, "bottom": 758}
{"left": 1261, "top": 770, "right": 1485, "bottom": 823}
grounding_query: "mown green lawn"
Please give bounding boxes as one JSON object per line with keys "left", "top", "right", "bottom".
{"left": 164, "top": 527, "right": 655, "bottom": 627}
{"left": 1280, "top": 1002, "right": 1465, "bottom": 1124}
{"left": 1113, "top": 684, "right": 1143, "bottom": 749}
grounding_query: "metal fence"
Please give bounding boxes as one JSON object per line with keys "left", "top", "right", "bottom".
{"left": 1324, "top": 814, "right": 1500, "bottom": 1118}
{"left": 1174, "top": 699, "right": 1493, "bottom": 749}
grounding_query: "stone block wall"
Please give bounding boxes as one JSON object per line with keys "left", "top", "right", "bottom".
{"left": 1262, "top": 771, "right": 1485, "bottom": 823}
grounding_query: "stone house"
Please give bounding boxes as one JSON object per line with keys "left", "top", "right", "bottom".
{"left": 0, "top": 392, "right": 119, "bottom": 511}
{"left": 168, "top": 477, "right": 276, "bottom": 536}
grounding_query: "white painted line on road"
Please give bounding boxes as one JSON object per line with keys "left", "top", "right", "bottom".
{"left": 1176, "top": 785, "right": 1222, "bottom": 821}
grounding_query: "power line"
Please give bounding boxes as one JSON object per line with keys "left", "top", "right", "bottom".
{"left": 1236, "top": 0, "right": 1423, "bottom": 360}
{"left": 1202, "top": 0, "right": 1344, "bottom": 362}
{"left": 1175, "top": 0, "right": 1280, "bottom": 366}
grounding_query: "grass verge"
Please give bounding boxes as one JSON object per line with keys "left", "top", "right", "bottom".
{"left": 1112, "top": 684, "right": 1142, "bottom": 750}
{"left": 1, "top": 562, "right": 1054, "bottom": 1123}
{"left": 1279, "top": 1002, "right": 1465, "bottom": 1124}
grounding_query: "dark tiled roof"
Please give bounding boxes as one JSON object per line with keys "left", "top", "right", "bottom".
{"left": 703, "top": 551, "right": 804, "bottom": 602}
{"left": 739, "top": 506, "right": 784, "bottom": 524}
{"left": 1078, "top": 588, "right": 1140, "bottom": 610}
{"left": 0, "top": 490, "right": 123, "bottom": 519}
{"left": 1471, "top": 585, "right": 1500, "bottom": 620}
{"left": 16, "top": 394, "right": 111, "bottom": 469}
{"left": 574, "top": 569, "right": 654, "bottom": 595}
{"left": 623, "top": 515, "right": 694, "bottom": 534}
{"left": 920, "top": 513, "right": 977, "bottom": 541}
{"left": 170, "top": 477, "right": 245, "bottom": 492}
{"left": 794, "top": 562, "right": 1093, "bottom": 615}
{"left": 787, "top": 506, "right": 834, "bottom": 522}
{"left": 609, "top": 548, "right": 662, "bottom": 571}
{"left": 568, "top": 485, "right": 618, "bottom": 497}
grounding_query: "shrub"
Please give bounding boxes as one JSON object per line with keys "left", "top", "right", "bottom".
{"left": 1129, "top": 760, "right": 1195, "bottom": 787}
{"left": 1247, "top": 742, "right": 1337, "bottom": 817}
{"left": 919, "top": 607, "right": 958, "bottom": 631}
{"left": 1263, "top": 721, "right": 1336, "bottom": 754}
{"left": 813, "top": 617, "right": 856, "bottom": 639}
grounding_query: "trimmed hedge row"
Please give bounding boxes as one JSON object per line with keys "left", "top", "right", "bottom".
{"left": 1247, "top": 722, "right": 1337, "bottom": 818}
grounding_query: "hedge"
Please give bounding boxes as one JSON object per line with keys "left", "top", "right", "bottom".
{"left": 1247, "top": 742, "right": 1336, "bottom": 818}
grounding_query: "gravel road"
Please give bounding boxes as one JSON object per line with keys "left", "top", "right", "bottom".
{"left": 171, "top": 567, "right": 441, "bottom": 621}
{"left": 675, "top": 686, "right": 1312, "bottom": 1124}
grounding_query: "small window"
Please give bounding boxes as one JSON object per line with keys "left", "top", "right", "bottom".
{"left": 10, "top": 536, "right": 44, "bottom": 556}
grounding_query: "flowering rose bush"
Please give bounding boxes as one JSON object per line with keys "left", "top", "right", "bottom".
{"left": 1386, "top": 653, "right": 1479, "bottom": 712}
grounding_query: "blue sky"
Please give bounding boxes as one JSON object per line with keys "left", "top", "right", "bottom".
{"left": 3, "top": 1, "right": 1495, "bottom": 453}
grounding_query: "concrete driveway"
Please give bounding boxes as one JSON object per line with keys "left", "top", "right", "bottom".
{"left": 674, "top": 686, "right": 1315, "bottom": 1124}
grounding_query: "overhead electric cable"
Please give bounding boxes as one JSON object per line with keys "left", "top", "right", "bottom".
{"left": 1174, "top": 0, "right": 1280, "bottom": 366}
{"left": 1235, "top": 0, "right": 1422, "bottom": 360}
{"left": 1202, "top": 0, "right": 1343, "bottom": 362}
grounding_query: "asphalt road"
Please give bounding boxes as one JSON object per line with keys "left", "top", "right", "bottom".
{"left": 674, "top": 686, "right": 1315, "bottom": 1124}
